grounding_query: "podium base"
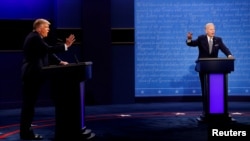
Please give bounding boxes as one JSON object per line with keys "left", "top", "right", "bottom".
{"left": 196, "top": 114, "right": 236, "bottom": 123}
{"left": 81, "top": 126, "right": 95, "bottom": 140}
{"left": 53, "top": 127, "right": 95, "bottom": 141}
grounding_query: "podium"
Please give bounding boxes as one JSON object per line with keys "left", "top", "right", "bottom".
{"left": 42, "top": 61, "right": 95, "bottom": 140}
{"left": 195, "top": 58, "right": 235, "bottom": 122}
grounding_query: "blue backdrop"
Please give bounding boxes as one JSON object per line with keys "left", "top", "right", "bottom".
{"left": 135, "top": 0, "right": 250, "bottom": 97}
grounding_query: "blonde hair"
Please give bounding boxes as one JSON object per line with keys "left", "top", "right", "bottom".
{"left": 33, "top": 18, "right": 50, "bottom": 31}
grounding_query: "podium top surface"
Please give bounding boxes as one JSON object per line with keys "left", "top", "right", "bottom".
{"left": 41, "top": 61, "right": 93, "bottom": 80}
{"left": 42, "top": 61, "right": 93, "bottom": 70}
{"left": 197, "top": 58, "right": 235, "bottom": 61}
{"left": 195, "top": 58, "right": 234, "bottom": 73}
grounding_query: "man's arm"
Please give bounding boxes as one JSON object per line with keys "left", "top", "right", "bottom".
{"left": 217, "top": 37, "right": 234, "bottom": 58}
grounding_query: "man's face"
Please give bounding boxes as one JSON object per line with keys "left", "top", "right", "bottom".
{"left": 206, "top": 25, "right": 215, "bottom": 37}
{"left": 38, "top": 23, "right": 50, "bottom": 38}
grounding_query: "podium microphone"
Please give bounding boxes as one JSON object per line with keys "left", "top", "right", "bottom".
{"left": 74, "top": 54, "right": 80, "bottom": 64}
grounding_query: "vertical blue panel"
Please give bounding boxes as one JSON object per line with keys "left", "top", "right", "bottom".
{"left": 111, "top": 0, "right": 134, "bottom": 27}
{"left": 209, "top": 74, "right": 224, "bottom": 114}
{"left": 54, "top": 0, "right": 82, "bottom": 28}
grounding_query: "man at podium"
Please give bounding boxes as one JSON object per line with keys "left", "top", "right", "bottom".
{"left": 185, "top": 22, "right": 234, "bottom": 120}
{"left": 20, "top": 18, "right": 75, "bottom": 140}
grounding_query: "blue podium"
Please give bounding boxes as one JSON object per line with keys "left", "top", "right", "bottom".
{"left": 42, "top": 61, "right": 95, "bottom": 140}
{"left": 195, "top": 58, "right": 235, "bottom": 122}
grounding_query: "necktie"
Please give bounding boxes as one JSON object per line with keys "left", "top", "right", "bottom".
{"left": 208, "top": 38, "right": 213, "bottom": 54}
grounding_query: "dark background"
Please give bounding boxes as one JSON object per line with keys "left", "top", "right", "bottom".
{"left": 0, "top": 0, "right": 134, "bottom": 109}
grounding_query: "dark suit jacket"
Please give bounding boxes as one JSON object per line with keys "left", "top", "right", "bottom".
{"left": 186, "top": 34, "right": 232, "bottom": 59}
{"left": 21, "top": 31, "right": 66, "bottom": 80}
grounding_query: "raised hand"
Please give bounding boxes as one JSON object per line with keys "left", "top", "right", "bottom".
{"left": 187, "top": 32, "right": 193, "bottom": 40}
{"left": 65, "top": 34, "right": 76, "bottom": 47}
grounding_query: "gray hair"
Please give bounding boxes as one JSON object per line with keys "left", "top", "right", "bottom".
{"left": 205, "top": 23, "right": 215, "bottom": 29}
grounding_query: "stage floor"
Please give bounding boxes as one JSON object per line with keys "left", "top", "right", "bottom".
{"left": 1, "top": 102, "right": 250, "bottom": 141}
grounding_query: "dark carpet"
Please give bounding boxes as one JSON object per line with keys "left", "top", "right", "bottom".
{"left": 1, "top": 102, "right": 250, "bottom": 141}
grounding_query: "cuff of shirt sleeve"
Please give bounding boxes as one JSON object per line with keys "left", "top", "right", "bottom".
{"left": 64, "top": 44, "right": 68, "bottom": 51}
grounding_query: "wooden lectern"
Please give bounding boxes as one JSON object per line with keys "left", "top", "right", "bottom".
{"left": 42, "top": 61, "right": 95, "bottom": 140}
{"left": 195, "top": 58, "right": 235, "bottom": 122}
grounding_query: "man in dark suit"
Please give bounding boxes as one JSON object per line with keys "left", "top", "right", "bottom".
{"left": 20, "top": 18, "right": 75, "bottom": 140}
{"left": 186, "top": 22, "right": 234, "bottom": 120}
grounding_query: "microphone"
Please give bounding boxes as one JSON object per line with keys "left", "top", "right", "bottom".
{"left": 57, "top": 38, "right": 64, "bottom": 43}
{"left": 74, "top": 54, "right": 79, "bottom": 64}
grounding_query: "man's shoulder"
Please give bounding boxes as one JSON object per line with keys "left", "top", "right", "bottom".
{"left": 29, "top": 31, "right": 39, "bottom": 36}
{"left": 213, "top": 36, "right": 223, "bottom": 42}
{"left": 197, "top": 34, "right": 207, "bottom": 39}
{"left": 26, "top": 31, "right": 40, "bottom": 39}
{"left": 213, "top": 36, "right": 222, "bottom": 39}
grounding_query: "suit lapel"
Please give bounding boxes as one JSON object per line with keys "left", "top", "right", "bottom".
{"left": 204, "top": 36, "right": 210, "bottom": 53}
